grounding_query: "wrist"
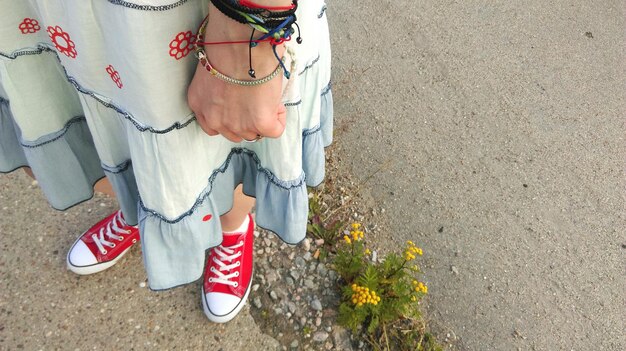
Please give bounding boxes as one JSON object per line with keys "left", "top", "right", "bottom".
{"left": 203, "top": 4, "right": 285, "bottom": 80}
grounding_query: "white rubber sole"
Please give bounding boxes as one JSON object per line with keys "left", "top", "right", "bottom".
{"left": 66, "top": 244, "right": 132, "bottom": 275}
{"left": 202, "top": 273, "right": 253, "bottom": 324}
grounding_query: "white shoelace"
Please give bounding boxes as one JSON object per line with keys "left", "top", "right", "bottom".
{"left": 91, "top": 211, "right": 133, "bottom": 255}
{"left": 207, "top": 240, "right": 244, "bottom": 288}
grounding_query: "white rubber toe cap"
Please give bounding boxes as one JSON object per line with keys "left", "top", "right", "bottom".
{"left": 67, "top": 240, "right": 97, "bottom": 268}
{"left": 205, "top": 292, "right": 241, "bottom": 316}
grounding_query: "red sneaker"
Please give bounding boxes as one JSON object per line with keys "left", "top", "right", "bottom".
{"left": 66, "top": 210, "right": 139, "bottom": 275}
{"left": 202, "top": 214, "right": 255, "bottom": 323}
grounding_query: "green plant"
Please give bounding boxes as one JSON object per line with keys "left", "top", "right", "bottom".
{"left": 334, "top": 223, "right": 441, "bottom": 351}
{"left": 307, "top": 190, "right": 344, "bottom": 244}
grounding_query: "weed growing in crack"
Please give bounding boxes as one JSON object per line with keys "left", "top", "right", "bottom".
{"left": 332, "top": 223, "right": 442, "bottom": 351}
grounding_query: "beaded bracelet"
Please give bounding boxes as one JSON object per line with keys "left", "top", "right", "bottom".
{"left": 196, "top": 49, "right": 282, "bottom": 86}
{"left": 194, "top": 13, "right": 283, "bottom": 86}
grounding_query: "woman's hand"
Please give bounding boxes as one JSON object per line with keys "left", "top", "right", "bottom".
{"left": 187, "top": 4, "right": 287, "bottom": 142}
{"left": 187, "top": 60, "right": 286, "bottom": 142}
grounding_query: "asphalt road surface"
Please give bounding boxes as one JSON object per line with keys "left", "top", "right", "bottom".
{"left": 329, "top": 0, "right": 624, "bottom": 350}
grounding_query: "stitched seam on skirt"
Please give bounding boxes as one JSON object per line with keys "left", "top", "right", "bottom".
{"left": 299, "top": 54, "right": 320, "bottom": 76}
{"left": 19, "top": 116, "right": 86, "bottom": 148}
{"left": 285, "top": 100, "right": 302, "bottom": 107}
{"left": 302, "top": 124, "right": 321, "bottom": 137}
{"left": 107, "top": 0, "right": 190, "bottom": 11}
{"left": 102, "top": 160, "right": 132, "bottom": 174}
{"left": 139, "top": 147, "right": 306, "bottom": 224}
{"left": 318, "top": 4, "right": 328, "bottom": 18}
{"left": 28, "top": 45, "right": 198, "bottom": 134}
{"left": 0, "top": 46, "right": 55, "bottom": 60}
{"left": 321, "top": 81, "right": 332, "bottom": 96}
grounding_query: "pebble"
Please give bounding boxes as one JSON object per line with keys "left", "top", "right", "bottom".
{"left": 289, "top": 270, "right": 300, "bottom": 281}
{"left": 316, "top": 264, "right": 328, "bottom": 276}
{"left": 269, "top": 291, "right": 279, "bottom": 301}
{"left": 285, "top": 277, "right": 295, "bottom": 286}
{"left": 295, "top": 257, "right": 306, "bottom": 268}
{"left": 31, "top": 180, "right": 38, "bottom": 186}
{"left": 290, "top": 340, "right": 299, "bottom": 349}
{"left": 253, "top": 297, "right": 263, "bottom": 309}
{"left": 304, "top": 279, "right": 316, "bottom": 289}
{"left": 139, "top": 282, "right": 146, "bottom": 288}
{"left": 302, "top": 238, "right": 311, "bottom": 251}
{"left": 314, "top": 239, "right": 325, "bottom": 246}
{"left": 451, "top": 265, "right": 459, "bottom": 275}
{"left": 266, "top": 271, "right": 279, "bottom": 284}
{"left": 315, "top": 317, "right": 322, "bottom": 326}
{"left": 303, "top": 251, "right": 312, "bottom": 261}
{"left": 312, "top": 331, "right": 329, "bottom": 343}
{"left": 252, "top": 284, "right": 260, "bottom": 292}
{"left": 257, "top": 249, "right": 265, "bottom": 255}
{"left": 332, "top": 327, "right": 353, "bottom": 350}
{"left": 311, "top": 299, "right": 323, "bottom": 311}
{"left": 287, "top": 302, "right": 297, "bottom": 314}
{"left": 263, "top": 238, "right": 272, "bottom": 247}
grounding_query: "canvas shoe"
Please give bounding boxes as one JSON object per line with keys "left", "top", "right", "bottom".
{"left": 202, "top": 214, "right": 255, "bottom": 323}
{"left": 67, "top": 210, "right": 139, "bottom": 275}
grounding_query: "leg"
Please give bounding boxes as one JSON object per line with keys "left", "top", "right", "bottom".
{"left": 203, "top": 184, "right": 256, "bottom": 323}
{"left": 220, "top": 184, "right": 255, "bottom": 231}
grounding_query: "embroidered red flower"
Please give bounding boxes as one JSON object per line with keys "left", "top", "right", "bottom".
{"left": 106, "top": 65, "right": 123, "bottom": 89}
{"left": 169, "top": 31, "right": 195, "bottom": 60}
{"left": 19, "top": 18, "right": 41, "bottom": 34}
{"left": 46, "top": 25, "right": 77, "bottom": 58}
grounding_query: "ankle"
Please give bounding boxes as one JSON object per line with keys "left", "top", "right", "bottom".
{"left": 222, "top": 214, "right": 250, "bottom": 234}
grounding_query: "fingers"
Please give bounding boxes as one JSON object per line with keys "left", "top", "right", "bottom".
{"left": 256, "top": 103, "right": 287, "bottom": 138}
{"left": 194, "top": 112, "right": 220, "bottom": 136}
{"left": 216, "top": 128, "right": 243, "bottom": 143}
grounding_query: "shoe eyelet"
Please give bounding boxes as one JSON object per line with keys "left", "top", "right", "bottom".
{"left": 234, "top": 272, "right": 239, "bottom": 277}
{"left": 211, "top": 267, "right": 216, "bottom": 272}
{"left": 208, "top": 278, "right": 213, "bottom": 283}
{"left": 234, "top": 282, "right": 239, "bottom": 287}
{"left": 101, "top": 250, "right": 108, "bottom": 255}
{"left": 117, "top": 236, "right": 124, "bottom": 241}
{"left": 132, "top": 239, "right": 137, "bottom": 243}
{"left": 236, "top": 262, "right": 241, "bottom": 266}
{"left": 110, "top": 243, "right": 116, "bottom": 248}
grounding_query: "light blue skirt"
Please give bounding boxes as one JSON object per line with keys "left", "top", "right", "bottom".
{"left": 0, "top": 0, "right": 332, "bottom": 290}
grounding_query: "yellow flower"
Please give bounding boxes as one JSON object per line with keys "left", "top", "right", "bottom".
{"left": 364, "top": 248, "right": 371, "bottom": 255}
{"left": 411, "top": 296, "right": 417, "bottom": 302}
{"left": 350, "top": 283, "right": 381, "bottom": 307}
{"left": 351, "top": 222, "right": 361, "bottom": 230}
{"left": 414, "top": 281, "right": 428, "bottom": 294}
{"left": 343, "top": 235, "right": 351, "bottom": 244}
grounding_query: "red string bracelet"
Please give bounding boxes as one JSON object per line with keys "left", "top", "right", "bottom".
{"left": 196, "top": 36, "right": 291, "bottom": 46}
{"left": 239, "top": 0, "right": 296, "bottom": 12}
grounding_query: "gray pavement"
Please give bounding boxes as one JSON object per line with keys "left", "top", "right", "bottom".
{"left": 0, "top": 172, "right": 280, "bottom": 350}
{"left": 330, "top": 0, "right": 625, "bottom": 350}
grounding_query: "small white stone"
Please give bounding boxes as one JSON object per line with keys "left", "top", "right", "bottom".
{"left": 252, "top": 284, "right": 260, "bottom": 292}
{"left": 139, "top": 282, "right": 146, "bottom": 288}
{"left": 100, "top": 203, "right": 106, "bottom": 207}
{"left": 302, "top": 238, "right": 311, "bottom": 251}
{"left": 31, "top": 180, "right": 38, "bottom": 187}
{"left": 314, "top": 239, "right": 324, "bottom": 246}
